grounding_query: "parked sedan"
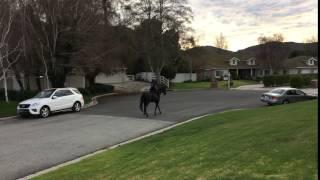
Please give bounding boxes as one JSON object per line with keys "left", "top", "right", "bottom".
{"left": 260, "top": 87, "right": 317, "bottom": 105}
{"left": 17, "top": 88, "right": 84, "bottom": 118}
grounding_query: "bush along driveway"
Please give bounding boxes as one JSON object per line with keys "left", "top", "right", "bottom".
{"left": 33, "top": 100, "right": 317, "bottom": 180}
{"left": 0, "top": 101, "right": 18, "bottom": 118}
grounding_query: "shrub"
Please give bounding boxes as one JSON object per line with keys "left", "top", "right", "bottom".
{"left": 0, "top": 89, "right": 38, "bottom": 101}
{"left": 263, "top": 76, "right": 274, "bottom": 87}
{"left": 78, "top": 88, "right": 91, "bottom": 95}
{"left": 290, "top": 76, "right": 304, "bottom": 88}
{"left": 183, "top": 80, "right": 192, "bottom": 83}
{"left": 301, "top": 76, "right": 311, "bottom": 87}
{"left": 274, "top": 75, "right": 290, "bottom": 86}
{"left": 89, "top": 83, "right": 114, "bottom": 94}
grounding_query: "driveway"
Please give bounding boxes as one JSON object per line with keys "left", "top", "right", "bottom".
{"left": 0, "top": 89, "right": 264, "bottom": 180}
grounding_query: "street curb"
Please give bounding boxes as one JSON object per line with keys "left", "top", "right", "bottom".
{"left": 83, "top": 93, "right": 118, "bottom": 109}
{"left": 19, "top": 108, "right": 246, "bottom": 180}
{"left": 0, "top": 93, "right": 118, "bottom": 121}
{"left": 0, "top": 115, "right": 17, "bottom": 121}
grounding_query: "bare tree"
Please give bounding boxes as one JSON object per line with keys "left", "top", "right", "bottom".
{"left": 305, "top": 35, "right": 318, "bottom": 43}
{"left": 256, "top": 33, "right": 288, "bottom": 74}
{"left": 215, "top": 32, "right": 228, "bottom": 50}
{"left": 0, "top": 0, "right": 23, "bottom": 102}
{"left": 258, "top": 33, "right": 285, "bottom": 44}
{"left": 132, "top": 0, "right": 193, "bottom": 82}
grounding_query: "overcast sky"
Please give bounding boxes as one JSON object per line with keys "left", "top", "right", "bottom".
{"left": 188, "top": 0, "right": 318, "bottom": 51}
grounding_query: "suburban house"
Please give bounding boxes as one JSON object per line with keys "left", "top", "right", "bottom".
{"left": 197, "top": 56, "right": 318, "bottom": 81}
{"left": 197, "top": 56, "right": 270, "bottom": 80}
{"left": 281, "top": 56, "right": 318, "bottom": 75}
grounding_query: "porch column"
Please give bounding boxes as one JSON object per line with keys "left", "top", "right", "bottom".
{"left": 250, "top": 68, "right": 253, "bottom": 77}
{"left": 236, "top": 68, "right": 239, "bottom": 78}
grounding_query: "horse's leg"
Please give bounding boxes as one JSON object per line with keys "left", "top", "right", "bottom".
{"left": 144, "top": 103, "right": 149, "bottom": 117}
{"left": 154, "top": 102, "right": 158, "bottom": 116}
{"left": 157, "top": 102, "right": 162, "bottom": 114}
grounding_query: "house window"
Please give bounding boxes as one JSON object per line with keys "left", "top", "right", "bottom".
{"left": 308, "top": 59, "right": 314, "bottom": 66}
{"left": 264, "top": 70, "right": 270, "bottom": 75}
{"left": 215, "top": 70, "right": 223, "bottom": 77}
{"left": 230, "top": 59, "right": 237, "bottom": 65}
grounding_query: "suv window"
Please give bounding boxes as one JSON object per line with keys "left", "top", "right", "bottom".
{"left": 53, "top": 90, "right": 73, "bottom": 97}
{"left": 72, "top": 89, "right": 81, "bottom": 94}
{"left": 62, "top": 90, "right": 73, "bottom": 96}
{"left": 54, "top": 90, "right": 65, "bottom": 97}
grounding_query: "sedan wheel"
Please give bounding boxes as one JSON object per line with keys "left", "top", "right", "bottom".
{"left": 72, "top": 102, "right": 81, "bottom": 112}
{"left": 283, "top": 100, "right": 289, "bottom": 104}
{"left": 40, "top": 106, "right": 50, "bottom": 118}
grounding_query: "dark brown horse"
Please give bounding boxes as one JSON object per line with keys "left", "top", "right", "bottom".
{"left": 139, "top": 84, "right": 167, "bottom": 117}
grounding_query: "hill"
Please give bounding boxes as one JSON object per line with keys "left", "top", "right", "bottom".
{"left": 185, "top": 42, "right": 318, "bottom": 69}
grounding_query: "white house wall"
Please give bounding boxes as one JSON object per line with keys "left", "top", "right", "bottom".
{"left": 300, "top": 69, "right": 312, "bottom": 74}
{"left": 288, "top": 69, "right": 299, "bottom": 74}
{"left": 95, "top": 72, "right": 129, "bottom": 84}
{"left": 65, "top": 75, "right": 85, "bottom": 88}
{"left": 171, "top": 73, "right": 197, "bottom": 83}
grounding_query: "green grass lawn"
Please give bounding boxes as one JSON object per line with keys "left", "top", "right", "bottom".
{"left": 34, "top": 100, "right": 318, "bottom": 180}
{"left": 218, "top": 80, "right": 259, "bottom": 89}
{"left": 0, "top": 101, "right": 18, "bottom": 118}
{"left": 172, "top": 80, "right": 258, "bottom": 90}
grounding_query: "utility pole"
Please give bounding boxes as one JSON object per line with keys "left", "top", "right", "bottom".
{"left": 228, "top": 72, "right": 231, "bottom": 89}
{"left": 189, "top": 58, "right": 192, "bottom": 81}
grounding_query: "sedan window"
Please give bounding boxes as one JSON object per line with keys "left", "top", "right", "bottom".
{"left": 286, "top": 90, "right": 299, "bottom": 95}
{"left": 296, "top": 90, "right": 306, "bottom": 96}
{"left": 270, "top": 89, "right": 285, "bottom": 95}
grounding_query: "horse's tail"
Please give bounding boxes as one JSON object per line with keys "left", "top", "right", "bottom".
{"left": 140, "top": 94, "right": 144, "bottom": 112}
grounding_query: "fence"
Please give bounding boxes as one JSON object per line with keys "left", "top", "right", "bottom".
{"left": 136, "top": 72, "right": 170, "bottom": 88}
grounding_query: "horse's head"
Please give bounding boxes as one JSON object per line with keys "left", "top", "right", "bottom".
{"left": 159, "top": 84, "right": 167, "bottom": 95}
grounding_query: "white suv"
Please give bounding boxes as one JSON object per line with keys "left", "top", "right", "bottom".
{"left": 17, "top": 88, "right": 85, "bottom": 118}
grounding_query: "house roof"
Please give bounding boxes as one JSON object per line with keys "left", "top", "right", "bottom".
{"left": 283, "top": 56, "right": 318, "bottom": 68}
{"left": 201, "top": 57, "right": 264, "bottom": 70}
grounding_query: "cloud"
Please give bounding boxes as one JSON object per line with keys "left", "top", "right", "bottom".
{"left": 188, "top": 0, "right": 318, "bottom": 51}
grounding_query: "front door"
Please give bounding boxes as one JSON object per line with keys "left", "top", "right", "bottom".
{"left": 50, "top": 90, "right": 66, "bottom": 111}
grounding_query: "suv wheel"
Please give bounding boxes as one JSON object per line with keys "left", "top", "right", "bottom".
{"left": 40, "top": 106, "right": 50, "bottom": 118}
{"left": 72, "top": 102, "right": 81, "bottom": 112}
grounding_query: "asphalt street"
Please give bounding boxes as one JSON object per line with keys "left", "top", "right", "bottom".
{"left": 82, "top": 89, "right": 265, "bottom": 121}
{"left": 0, "top": 89, "right": 266, "bottom": 180}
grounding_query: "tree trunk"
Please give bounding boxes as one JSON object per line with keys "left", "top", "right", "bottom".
{"left": 25, "top": 73, "right": 31, "bottom": 90}
{"left": 12, "top": 67, "right": 24, "bottom": 91}
{"left": 36, "top": 76, "right": 41, "bottom": 91}
{"left": 85, "top": 74, "right": 96, "bottom": 88}
{"left": 3, "top": 71, "right": 9, "bottom": 103}
{"left": 155, "top": 69, "right": 161, "bottom": 84}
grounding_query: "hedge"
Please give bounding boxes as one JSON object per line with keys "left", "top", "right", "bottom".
{"left": 0, "top": 89, "right": 38, "bottom": 101}
{"left": 79, "top": 83, "right": 114, "bottom": 95}
{"left": 263, "top": 74, "right": 317, "bottom": 88}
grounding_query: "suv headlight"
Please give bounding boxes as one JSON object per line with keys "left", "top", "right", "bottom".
{"left": 31, "top": 103, "right": 40, "bottom": 107}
